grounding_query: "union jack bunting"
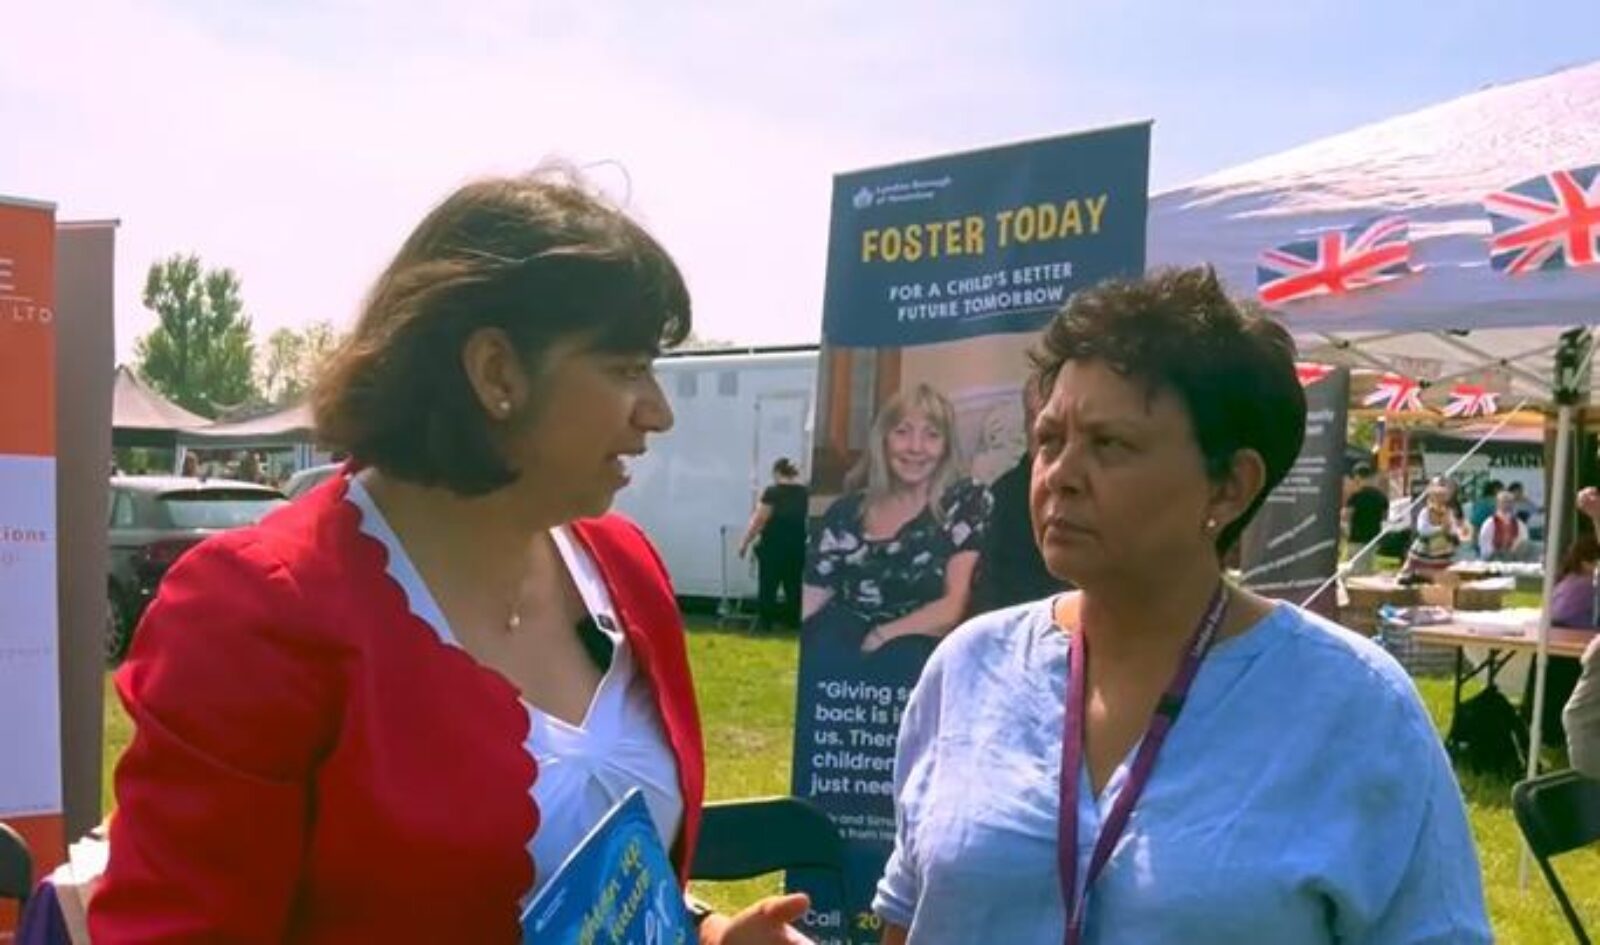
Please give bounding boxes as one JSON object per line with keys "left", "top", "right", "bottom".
{"left": 1442, "top": 383, "right": 1499, "bottom": 419}
{"left": 1295, "top": 362, "right": 1334, "bottom": 387}
{"left": 1483, "top": 164, "right": 1600, "bottom": 274}
{"left": 1362, "top": 373, "right": 1424, "bottom": 414}
{"left": 1256, "top": 216, "right": 1414, "bottom": 305}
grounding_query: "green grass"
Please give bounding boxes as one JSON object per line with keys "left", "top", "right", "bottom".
{"left": 102, "top": 620, "right": 1600, "bottom": 940}
{"left": 1505, "top": 590, "right": 1544, "bottom": 610}
{"left": 1411, "top": 676, "right": 1600, "bottom": 943}
{"left": 101, "top": 675, "right": 130, "bottom": 817}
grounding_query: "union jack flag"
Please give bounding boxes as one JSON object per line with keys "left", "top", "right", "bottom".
{"left": 1483, "top": 164, "right": 1600, "bottom": 274}
{"left": 1295, "top": 362, "right": 1334, "bottom": 387}
{"left": 1442, "top": 383, "right": 1499, "bottom": 419}
{"left": 1362, "top": 373, "right": 1424, "bottom": 414}
{"left": 1256, "top": 216, "right": 1414, "bottom": 305}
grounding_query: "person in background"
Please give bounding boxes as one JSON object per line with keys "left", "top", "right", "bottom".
{"left": 739, "top": 457, "right": 809, "bottom": 631}
{"left": 1403, "top": 478, "right": 1471, "bottom": 580}
{"left": 1341, "top": 463, "right": 1388, "bottom": 576}
{"left": 1468, "top": 480, "right": 1501, "bottom": 532}
{"left": 967, "top": 375, "right": 1072, "bottom": 616}
{"left": 1565, "top": 635, "right": 1600, "bottom": 779}
{"left": 1529, "top": 523, "right": 1598, "bottom": 751}
{"left": 1508, "top": 481, "right": 1535, "bottom": 524}
{"left": 1536, "top": 487, "right": 1600, "bottom": 757}
{"left": 1477, "top": 490, "right": 1531, "bottom": 562}
{"left": 873, "top": 267, "right": 1488, "bottom": 944}
{"left": 802, "top": 383, "right": 991, "bottom": 655}
{"left": 1443, "top": 476, "right": 1466, "bottom": 521}
{"left": 1546, "top": 532, "right": 1600, "bottom": 629}
{"left": 92, "top": 171, "right": 810, "bottom": 945}
{"left": 181, "top": 452, "right": 200, "bottom": 478}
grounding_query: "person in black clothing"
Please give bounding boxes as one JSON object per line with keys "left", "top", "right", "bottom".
{"left": 1342, "top": 463, "right": 1389, "bottom": 575}
{"left": 739, "top": 457, "right": 809, "bottom": 629}
{"left": 966, "top": 377, "right": 1071, "bottom": 617}
{"left": 1507, "top": 481, "right": 1536, "bottom": 524}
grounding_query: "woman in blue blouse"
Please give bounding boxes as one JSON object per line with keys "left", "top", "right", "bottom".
{"left": 874, "top": 268, "right": 1489, "bottom": 944}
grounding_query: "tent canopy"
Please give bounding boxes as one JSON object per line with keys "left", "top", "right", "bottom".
{"left": 177, "top": 402, "right": 313, "bottom": 450}
{"left": 1149, "top": 59, "right": 1600, "bottom": 399}
{"left": 111, "top": 365, "right": 209, "bottom": 448}
{"left": 1148, "top": 61, "right": 1600, "bottom": 791}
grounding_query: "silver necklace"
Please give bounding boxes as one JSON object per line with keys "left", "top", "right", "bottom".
{"left": 505, "top": 538, "right": 545, "bottom": 631}
{"left": 506, "top": 567, "right": 531, "bottom": 631}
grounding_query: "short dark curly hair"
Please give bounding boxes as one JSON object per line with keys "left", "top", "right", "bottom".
{"left": 1029, "top": 266, "right": 1305, "bottom": 554}
{"left": 313, "top": 169, "right": 691, "bottom": 496}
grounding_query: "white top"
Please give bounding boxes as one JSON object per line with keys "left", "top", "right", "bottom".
{"left": 344, "top": 478, "right": 684, "bottom": 903}
{"left": 1475, "top": 513, "right": 1529, "bottom": 560}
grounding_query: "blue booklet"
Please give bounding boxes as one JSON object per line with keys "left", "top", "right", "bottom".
{"left": 522, "top": 789, "right": 692, "bottom": 944}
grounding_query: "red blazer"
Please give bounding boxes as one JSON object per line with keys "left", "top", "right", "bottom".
{"left": 90, "top": 474, "right": 705, "bottom": 944}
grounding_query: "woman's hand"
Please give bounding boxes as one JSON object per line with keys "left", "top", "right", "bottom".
{"left": 801, "top": 585, "right": 833, "bottom": 622}
{"left": 1579, "top": 486, "right": 1600, "bottom": 523}
{"left": 699, "top": 893, "right": 814, "bottom": 945}
{"left": 861, "top": 625, "right": 895, "bottom": 653}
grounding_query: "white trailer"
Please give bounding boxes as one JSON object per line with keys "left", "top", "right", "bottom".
{"left": 614, "top": 345, "right": 819, "bottom": 601}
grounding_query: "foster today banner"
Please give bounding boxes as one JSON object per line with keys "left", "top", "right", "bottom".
{"left": 790, "top": 125, "right": 1150, "bottom": 943}
{"left": 0, "top": 196, "right": 62, "bottom": 940}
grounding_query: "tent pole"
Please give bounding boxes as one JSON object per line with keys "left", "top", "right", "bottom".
{"left": 1399, "top": 425, "right": 1410, "bottom": 495}
{"left": 1521, "top": 402, "right": 1572, "bottom": 887}
{"left": 1519, "top": 327, "right": 1590, "bottom": 889}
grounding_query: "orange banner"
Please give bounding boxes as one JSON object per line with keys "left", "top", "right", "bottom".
{"left": 0, "top": 196, "right": 62, "bottom": 941}
{"left": 0, "top": 199, "right": 56, "bottom": 457}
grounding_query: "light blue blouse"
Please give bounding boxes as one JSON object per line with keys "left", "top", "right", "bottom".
{"left": 872, "top": 599, "right": 1490, "bottom": 944}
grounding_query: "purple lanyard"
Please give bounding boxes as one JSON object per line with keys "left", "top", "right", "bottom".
{"left": 1057, "top": 584, "right": 1229, "bottom": 945}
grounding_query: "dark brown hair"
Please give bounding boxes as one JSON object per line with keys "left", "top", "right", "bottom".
{"left": 1029, "top": 266, "right": 1305, "bottom": 554}
{"left": 1560, "top": 529, "right": 1600, "bottom": 580}
{"left": 313, "top": 169, "right": 691, "bottom": 495}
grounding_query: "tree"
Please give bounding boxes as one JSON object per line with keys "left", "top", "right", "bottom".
{"left": 135, "top": 254, "right": 258, "bottom": 417}
{"left": 259, "top": 320, "right": 342, "bottom": 405}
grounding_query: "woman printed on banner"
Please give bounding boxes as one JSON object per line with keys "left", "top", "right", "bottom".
{"left": 91, "top": 169, "right": 811, "bottom": 945}
{"left": 801, "top": 382, "right": 992, "bottom": 656}
{"left": 873, "top": 268, "right": 1488, "bottom": 944}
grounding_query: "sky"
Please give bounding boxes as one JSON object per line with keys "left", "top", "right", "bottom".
{"left": 5, "top": 0, "right": 1597, "bottom": 364}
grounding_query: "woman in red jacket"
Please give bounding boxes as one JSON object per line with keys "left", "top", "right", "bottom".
{"left": 91, "top": 171, "right": 810, "bottom": 944}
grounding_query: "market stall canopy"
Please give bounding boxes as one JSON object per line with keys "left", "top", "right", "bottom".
{"left": 177, "top": 401, "right": 313, "bottom": 449}
{"left": 111, "top": 365, "right": 209, "bottom": 448}
{"left": 1148, "top": 59, "right": 1600, "bottom": 399}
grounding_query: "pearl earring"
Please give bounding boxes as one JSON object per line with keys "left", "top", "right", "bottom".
{"left": 496, "top": 400, "right": 511, "bottom": 417}
{"left": 1205, "top": 517, "right": 1218, "bottom": 532}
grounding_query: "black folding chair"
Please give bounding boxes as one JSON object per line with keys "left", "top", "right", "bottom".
{"left": 1512, "top": 769, "right": 1600, "bottom": 944}
{"left": 0, "top": 821, "right": 32, "bottom": 906}
{"left": 691, "top": 796, "right": 849, "bottom": 908}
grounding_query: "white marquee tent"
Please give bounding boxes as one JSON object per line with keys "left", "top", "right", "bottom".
{"left": 1150, "top": 59, "right": 1600, "bottom": 399}
{"left": 1148, "top": 59, "right": 1600, "bottom": 803}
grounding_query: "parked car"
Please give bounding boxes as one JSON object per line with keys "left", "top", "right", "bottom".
{"left": 106, "top": 476, "right": 287, "bottom": 663}
{"left": 284, "top": 462, "right": 341, "bottom": 500}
